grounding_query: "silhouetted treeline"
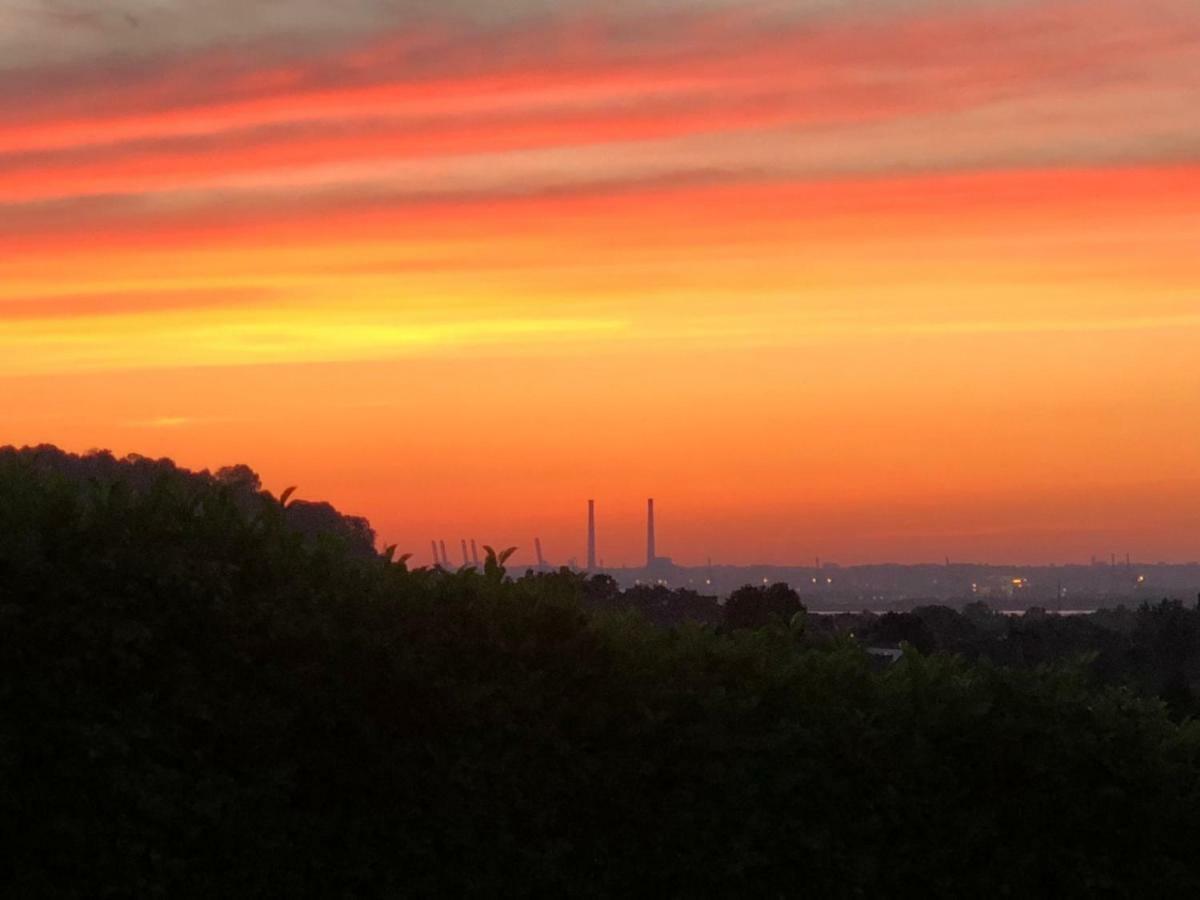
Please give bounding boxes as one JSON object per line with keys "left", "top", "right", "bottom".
{"left": 3, "top": 446, "right": 1200, "bottom": 897}
{"left": 2, "top": 444, "right": 377, "bottom": 558}
{"left": 558, "top": 566, "right": 1200, "bottom": 719}
{"left": 534, "top": 570, "right": 800, "bottom": 630}
{"left": 814, "top": 600, "right": 1200, "bottom": 719}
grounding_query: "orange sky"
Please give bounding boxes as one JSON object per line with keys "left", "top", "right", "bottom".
{"left": 3, "top": 0, "right": 1199, "bottom": 565}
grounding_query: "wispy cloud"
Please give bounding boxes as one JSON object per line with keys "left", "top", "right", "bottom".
{"left": 0, "top": 311, "right": 630, "bottom": 376}
{"left": 126, "top": 416, "right": 199, "bottom": 428}
{"left": 0, "top": 286, "right": 279, "bottom": 319}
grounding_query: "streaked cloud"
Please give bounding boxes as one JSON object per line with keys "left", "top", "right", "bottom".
{"left": 0, "top": 286, "right": 279, "bottom": 319}
{"left": 1, "top": 0, "right": 1194, "bottom": 234}
{"left": 127, "top": 416, "right": 199, "bottom": 428}
{"left": 3, "top": 0, "right": 1198, "bottom": 561}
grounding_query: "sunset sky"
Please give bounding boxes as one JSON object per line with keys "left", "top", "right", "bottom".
{"left": 3, "top": 0, "right": 1198, "bottom": 566}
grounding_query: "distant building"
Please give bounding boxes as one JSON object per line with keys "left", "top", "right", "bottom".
{"left": 972, "top": 575, "right": 1029, "bottom": 599}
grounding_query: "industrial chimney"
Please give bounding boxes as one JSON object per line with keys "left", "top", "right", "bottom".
{"left": 535, "top": 537, "right": 545, "bottom": 568}
{"left": 461, "top": 539, "right": 469, "bottom": 568}
{"left": 470, "top": 539, "right": 480, "bottom": 566}
{"left": 431, "top": 540, "right": 439, "bottom": 567}
{"left": 439, "top": 540, "right": 449, "bottom": 567}
{"left": 587, "top": 500, "right": 596, "bottom": 571}
{"left": 646, "top": 498, "right": 656, "bottom": 568}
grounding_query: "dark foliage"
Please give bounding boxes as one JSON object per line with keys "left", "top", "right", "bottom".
{"left": 607, "top": 583, "right": 721, "bottom": 627}
{"left": 3, "top": 446, "right": 1200, "bottom": 897}
{"left": 845, "top": 598, "right": 1200, "bottom": 719}
{"left": 724, "top": 581, "right": 804, "bottom": 630}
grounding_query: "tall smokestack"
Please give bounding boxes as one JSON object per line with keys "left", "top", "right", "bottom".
{"left": 470, "top": 539, "right": 479, "bottom": 566}
{"left": 431, "top": 540, "right": 439, "bottom": 567}
{"left": 535, "top": 537, "right": 545, "bottom": 567}
{"left": 587, "top": 500, "right": 596, "bottom": 571}
{"left": 646, "top": 498, "right": 656, "bottom": 568}
{"left": 439, "top": 540, "right": 449, "bottom": 567}
{"left": 461, "top": 539, "right": 469, "bottom": 567}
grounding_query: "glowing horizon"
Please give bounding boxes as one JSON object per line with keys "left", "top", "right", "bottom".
{"left": 3, "top": 0, "right": 1199, "bottom": 565}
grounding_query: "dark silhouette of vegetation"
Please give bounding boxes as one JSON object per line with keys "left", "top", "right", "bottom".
{"left": 832, "top": 599, "right": 1200, "bottom": 720}
{"left": 3, "top": 445, "right": 1200, "bottom": 897}
{"left": 724, "top": 581, "right": 805, "bottom": 630}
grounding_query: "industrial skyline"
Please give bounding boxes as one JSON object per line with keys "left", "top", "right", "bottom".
{"left": 427, "top": 497, "right": 1195, "bottom": 604}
